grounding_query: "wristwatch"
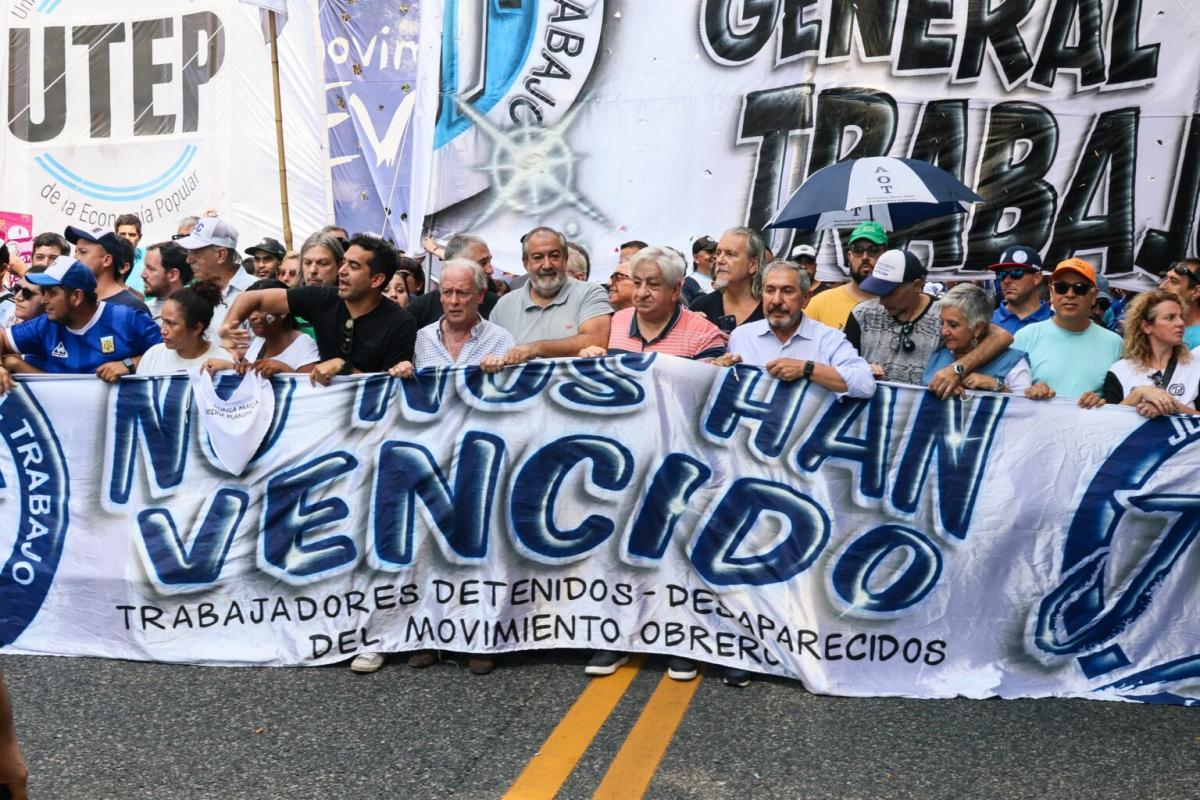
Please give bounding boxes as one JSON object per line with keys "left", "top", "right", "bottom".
{"left": 803, "top": 360, "right": 815, "bottom": 380}
{"left": 338, "top": 358, "right": 354, "bottom": 375}
{"left": 952, "top": 363, "right": 966, "bottom": 379}
{"left": 122, "top": 358, "right": 136, "bottom": 375}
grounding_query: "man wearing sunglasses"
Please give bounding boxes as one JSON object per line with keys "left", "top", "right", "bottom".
{"left": 804, "top": 221, "right": 886, "bottom": 330}
{"left": 1015, "top": 258, "right": 1122, "bottom": 403}
{"left": 1158, "top": 258, "right": 1200, "bottom": 348}
{"left": 986, "top": 245, "right": 1051, "bottom": 334}
{"left": 846, "top": 249, "right": 1013, "bottom": 388}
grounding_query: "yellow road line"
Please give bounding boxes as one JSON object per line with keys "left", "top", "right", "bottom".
{"left": 504, "top": 654, "right": 645, "bottom": 800}
{"left": 592, "top": 667, "right": 703, "bottom": 800}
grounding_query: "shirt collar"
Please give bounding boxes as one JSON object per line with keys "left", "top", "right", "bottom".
{"left": 998, "top": 300, "right": 1051, "bottom": 322}
{"left": 752, "top": 312, "right": 815, "bottom": 345}
{"left": 628, "top": 304, "right": 682, "bottom": 346}
{"left": 225, "top": 268, "right": 257, "bottom": 296}
{"left": 437, "top": 313, "right": 486, "bottom": 342}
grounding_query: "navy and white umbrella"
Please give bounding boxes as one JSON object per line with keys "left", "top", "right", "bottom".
{"left": 767, "top": 156, "right": 983, "bottom": 231}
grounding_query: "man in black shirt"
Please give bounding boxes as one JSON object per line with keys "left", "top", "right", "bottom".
{"left": 219, "top": 234, "right": 415, "bottom": 383}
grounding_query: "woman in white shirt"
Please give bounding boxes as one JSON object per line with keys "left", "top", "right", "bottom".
{"left": 1101, "top": 289, "right": 1200, "bottom": 417}
{"left": 138, "top": 281, "right": 231, "bottom": 375}
{"left": 204, "top": 278, "right": 319, "bottom": 377}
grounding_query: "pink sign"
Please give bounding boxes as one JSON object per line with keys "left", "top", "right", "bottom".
{"left": 0, "top": 211, "right": 33, "bottom": 261}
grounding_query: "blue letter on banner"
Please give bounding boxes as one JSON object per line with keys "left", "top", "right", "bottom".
{"left": 106, "top": 376, "right": 192, "bottom": 506}
{"left": 702, "top": 366, "right": 808, "bottom": 459}
{"left": 262, "top": 452, "right": 359, "bottom": 579}
{"left": 137, "top": 488, "right": 249, "bottom": 588}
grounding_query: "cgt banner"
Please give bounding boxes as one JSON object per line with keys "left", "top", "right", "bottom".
{"left": 421, "top": 1, "right": 1200, "bottom": 277}
{"left": 1, "top": 359, "right": 1199, "bottom": 705}
{"left": 1, "top": 0, "right": 327, "bottom": 246}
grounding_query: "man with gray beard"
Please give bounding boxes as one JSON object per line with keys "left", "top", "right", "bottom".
{"left": 484, "top": 226, "right": 612, "bottom": 366}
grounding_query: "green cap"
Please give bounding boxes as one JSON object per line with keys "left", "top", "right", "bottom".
{"left": 848, "top": 221, "right": 888, "bottom": 246}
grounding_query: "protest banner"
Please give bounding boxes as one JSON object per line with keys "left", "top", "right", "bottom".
{"left": 419, "top": 1, "right": 1197, "bottom": 280}
{"left": 0, "top": 359, "right": 1197, "bottom": 705}
{"left": 1, "top": 0, "right": 327, "bottom": 245}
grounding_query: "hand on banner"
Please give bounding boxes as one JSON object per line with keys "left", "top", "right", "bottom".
{"left": 960, "top": 373, "right": 1001, "bottom": 393}
{"left": 765, "top": 358, "right": 809, "bottom": 382}
{"left": 710, "top": 353, "right": 742, "bottom": 368}
{"left": 0, "top": 365, "right": 12, "bottom": 396}
{"left": 310, "top": 358, "right": 347, "bottom": 386}
{"left": 252, "top": 359, "right": 292, "bottom": 379}
{"left": 502, "top": 344, "right": 540, "bottom": 365}
{"left": 388, "top": 361, "right": 415, "bottom": 379}
{"left": 578, "top": 346, "right": 607, "bottom": 358}
{"left": 1025, "top": 382, "right": 1056, "bottom": 401}
{"left": 1127, "top": 385, "right": 1175, "bottom": 417}
{"left": 96, "top": 360, "right": 131, "bottom": 383}
{"left": 870, "top": 363, "right": 886, "bottom": 379}
{"left": 1078, "top": 391, "right": 1107, "bottom": 410}
{"left": 926, "top": 364, "right": 965, "bottom": 399}
{"left": 478, "top": 356, "right": 506, "bottom": 374}
{"left": 203, "top": 358, "right": 243, "bottom": 377}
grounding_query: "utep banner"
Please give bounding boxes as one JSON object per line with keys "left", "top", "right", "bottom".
{"left": 422, "top": 1, "right": 1199, "bottom": 277}
{"left": 2, "top": 361, "right": 1199, "bottom": 705}
{"left": 1, "top": 0, "right": 327, "bottom": 245}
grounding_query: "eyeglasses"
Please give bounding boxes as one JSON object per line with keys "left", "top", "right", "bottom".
{"left": 1170, "top": 262, "right": 1200, "bottom": 284}
{"left": 848, "top": 245, "right": 885, "bottom": 258}
{"left": 1052, "top": 281, "right": 1093, "bottom": 296}
{"left": 340, "top": 317, "right": 355, "bottom": 356}
{"left": 997, "top": 269, "right": 1035, "bottom": 282}
{"left": 15, "top": 287, "right": 39, "bottom": 300}
{"left": 609, "top": 273, "right": 631, "bottom": 283}
{"left": 893, "top": 321, "right": 916, "bottom": 353}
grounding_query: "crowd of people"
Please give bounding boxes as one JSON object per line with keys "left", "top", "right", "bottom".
{"left": 0, "top": 212, "right": 1196, "bottom": 689}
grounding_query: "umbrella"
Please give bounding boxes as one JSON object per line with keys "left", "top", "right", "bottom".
{"left": 767, "top": 156, "right": 983, "bottom": 231}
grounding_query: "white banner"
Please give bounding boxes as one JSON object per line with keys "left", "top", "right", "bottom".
{"left": 2, "top": 0, "right": 327, "bottom": 245}
{"left": 421, "top": 1, "right": 1200, "bottom": 279}
{"left": 1, "top": 361, "right": 1199, "bottom": 705}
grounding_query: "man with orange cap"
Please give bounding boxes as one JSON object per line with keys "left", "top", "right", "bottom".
{"left": 1014, "top": 258, "right": 1122, "bottom": 404}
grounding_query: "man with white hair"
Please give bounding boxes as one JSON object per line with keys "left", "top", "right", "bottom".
{"left": 580, "top": 246, "right": 726, "bottom": 359}
{"left": 174, "top": 217, "right": 255, "bottom": 330}
{"left": 724, "top": 260, "right": 876, "bottom": 398}
{"left": 408, "top": 233, "right": 501, "bottom": 327}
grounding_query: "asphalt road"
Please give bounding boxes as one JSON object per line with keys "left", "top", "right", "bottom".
{"left": 4, "top": 651, "right": 1198, "bottom": 800}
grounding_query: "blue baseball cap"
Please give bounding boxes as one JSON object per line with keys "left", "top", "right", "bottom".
{"left": 860, "top": 249, "right": 926, "bottom": 296}
{"left": 26, "top": 256, "right": 98, "bottom": 293}
{"left": 986, "top": 245, "right": 1043, "bottom": 273}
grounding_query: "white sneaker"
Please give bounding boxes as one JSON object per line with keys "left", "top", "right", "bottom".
{"left": 350, "top": 652, "right": 385, "bottom": 673}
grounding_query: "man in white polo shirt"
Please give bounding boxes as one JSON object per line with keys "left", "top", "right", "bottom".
{"left": 174, "top": 217, "right": 255, "bottom": 330}
{"left": 725, "top": 259, "right": 876, "bottom": 399}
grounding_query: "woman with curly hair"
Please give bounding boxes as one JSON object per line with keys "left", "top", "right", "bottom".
{"left": 1101, "top": 289, "right": 1200, "bottom": 417}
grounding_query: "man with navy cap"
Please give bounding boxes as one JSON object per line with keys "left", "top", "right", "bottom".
{"left": 246, "top": 237, "right": 287, "bottom": 279}
{"left": 66, "top": 225, "right": 151, "bottom": 315}
{"left": 0, "top": 256, "right": 161, "bottom": 391}
{"left": 174, "top": 217, "right": 255, "bottom": 329}
{"left": 845, "top": 249, "right": 1011, "bottom": 390}
{"left": 986, "top": 245, "right": 1051, "bottom": 334}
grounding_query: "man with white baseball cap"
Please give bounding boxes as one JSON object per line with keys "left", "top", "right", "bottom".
{"left": 986, "top": 245, "right": 1050, "bottom": 334}
{"left": 845, "top": 248, "right": 1012, "bottom": 393}
{"left": 174, "top": 217, "right": 255, "bottom": 330}
{"left": 0, "top": 256, "right": 161, "bottom": 392}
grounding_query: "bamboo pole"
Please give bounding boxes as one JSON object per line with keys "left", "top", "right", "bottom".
{"left": 268, "top": 10, "right": 293, "bottom": 251}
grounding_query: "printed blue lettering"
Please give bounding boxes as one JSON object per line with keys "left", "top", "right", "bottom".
{"left": 262, "top": 452, "right": 359, "bottom": 579}
{"left": 105, "top": 376, "right": 192, "bottom": 506}
{"left": 830, "top": 524, "right": 943, "bottom": 612}
{"left": 371, "top": 432, "right": 505, "bottom": 567}
{"left": 460, "top": 362, "right": 555, "bottom": 410}
{"left": 137, "top": 488, "right": 249, "bottom": 588}
{"left": 625, "top": 453, "right": 711, "bottom": 562}
{"left": 795, "top": 386, "right": 897, "bottom": 498}
{"left": 551, "top": 354, "right": 655, "bottom": 413}
{"left": 702, "top": 366, "right": 808, "bottom": 459}
{"left": 509, "top": 435, "right": 633, "bottom": 561}
{"left": 891, "top": 393, "right": 1005, "bottom": 538}
{"left": 691, "top": 478, "right": 829, "bottom": 586}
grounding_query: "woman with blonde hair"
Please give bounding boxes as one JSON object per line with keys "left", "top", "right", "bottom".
{"left": 1101, "top": 289, "right": 1200, "bottom": 417}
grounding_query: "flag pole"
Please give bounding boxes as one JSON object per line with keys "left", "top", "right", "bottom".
{"left": 268, "top": 10, "right": 293, "bottom": 251}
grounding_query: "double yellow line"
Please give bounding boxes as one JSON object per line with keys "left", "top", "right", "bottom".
{"left": 503, "top": 656, "right": 703, "bottom": 799}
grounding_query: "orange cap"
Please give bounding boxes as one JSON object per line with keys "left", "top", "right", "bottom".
{"left": 1051, "top": 257, "right": 1097, "bottom": 285}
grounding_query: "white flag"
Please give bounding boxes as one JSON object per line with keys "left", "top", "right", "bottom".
{"left": 239, "top": 0, "right": 288, "bottom": 44}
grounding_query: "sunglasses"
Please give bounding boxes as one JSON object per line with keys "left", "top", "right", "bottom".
{"left": 893, "top": 321, "right": 916, "bottom": 353}
{"left": 996, "top": 269, "right": 1036, "bottom": 282}
{"left": 340, "top": 317, "right": 355, "bottom": 356}
{"left": 1170, "top": 262, "right": 1200, "bottom": 284}
{"left": 1052, "top": 281, "right": 1093, "bottom": 296}
{"left": 15, "top": 286, "right": 39, "bottom": 300}
{"left": 716, "top": 314, "right": 737, "bottom": 334}
{"left": 848, "top": 245, "right": 885, "bottom": 258}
